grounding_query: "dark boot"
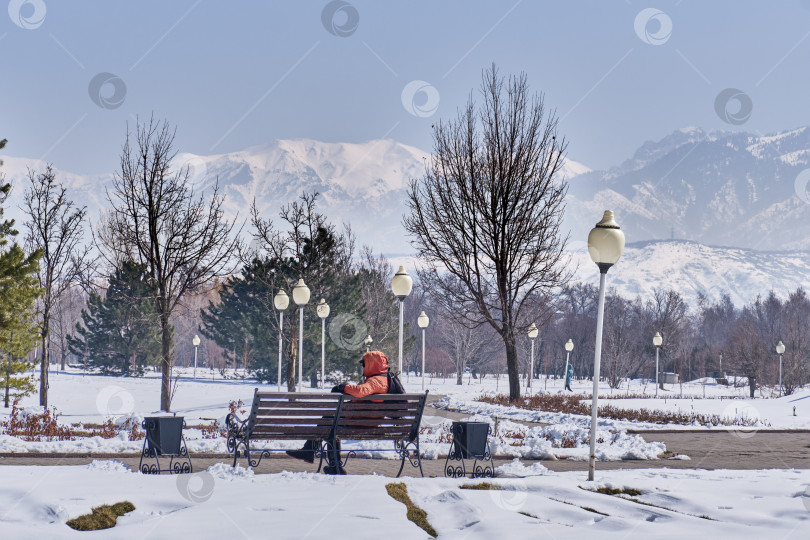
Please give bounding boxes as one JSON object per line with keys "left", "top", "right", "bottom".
{"left": 323, "top": 439, "right": 345, "bottom": 474}
{"left": 323, "top": 464, "right": 347, "bottom": 475}
{"left": 286, "top": 440, "right": 316, "bottom": 464}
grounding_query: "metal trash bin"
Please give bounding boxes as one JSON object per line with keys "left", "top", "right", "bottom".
{"left": 451, "top": 421, "right": 490, "bottom": 459}
{"left": 139, "top": 415, "right": 192, "bottom": 474}
{"left": 445, "top": 421, "right": 493, "bottom": 477}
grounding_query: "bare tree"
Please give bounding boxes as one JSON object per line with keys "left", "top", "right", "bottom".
{"left": 601, "top": 293, "right": 642, "bottom": 389}
{"left": 435, "top": 306, "right": 498, "bottom": 385}
{"left": 780, "top": 288, "right": 810, "bottom": 395}
{"left": 99, "top": 117, "right": 239, "bottom": 411}
{"left": 23, "top": 165, "right": 88, "bottom": 407}
{"left": 730, "top": 308, "right": 767, "bottom": 398}
{"left": 51, "top": 284, "right": 86, "bottom": 370}
{"left": 404, "top": 66, "right": 570, "bottom": 400}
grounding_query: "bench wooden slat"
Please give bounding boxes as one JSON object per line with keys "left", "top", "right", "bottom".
{"left": 341, "top": 411, "right": 416, "bottom": 420}
{"left": 251, "top": 425, "right": 333, "bottom": 435}
{"left": 256, "top": 401, "right": 342, "bottom": 409}
{"left": 338, "top": 427, "right": 412, "bottom": 438}
{"left": 248, "top": 434, "right": 326, "bottom": 440}
{"left": 342, "top": 403, "right": 419, "bottom": 411}
{"left": 254, "top": 408, "right": 339, "bottom": 417}
{"left": 254, "top": 393, "right": 341, "bottom": 400}
{"left": 253, "top": 417, "right": 335, "bottom": 426}
{"left": 336, "top": 418, "right": 415, "bottom": 426}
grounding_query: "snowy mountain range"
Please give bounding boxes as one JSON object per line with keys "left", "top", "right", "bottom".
{"left": 566, "top": 126, "right": 810, "bottom": 250}
{"left": 3, "top": 128, "right": 810, "bottom": 306}
{"left": 567, "top": 240, "right": 810, "bottom": 308}
{"left": 0, "top": 138, "right": 589, "bottom": 255}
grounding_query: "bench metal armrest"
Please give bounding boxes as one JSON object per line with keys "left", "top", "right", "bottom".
{"left": 225, "top": 412, "right": 248, "bottom": 439}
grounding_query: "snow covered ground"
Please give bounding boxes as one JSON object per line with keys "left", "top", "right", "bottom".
{"left": 0, "top": 460, "right": 807, "bottom": 538}
{"left": 0, "top": 368, "right": 807, "bottom": 457}
{"left": 0, "top": 369, "right": 667, "bottom": 460}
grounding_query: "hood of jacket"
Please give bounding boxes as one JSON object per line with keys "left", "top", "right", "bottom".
{"left": 362, "top": 351, "right": 389, "bottom": 378}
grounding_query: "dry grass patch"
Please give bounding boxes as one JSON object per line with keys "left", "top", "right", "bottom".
{"left": 385, "top": 483, "right": 437, "bottom": 538}
{"left": 66, "top": 501, "right": 135, "bottom": 531}
{"left": 595, "top": 487, "right": 643, "bottom": 496}
{"left": 460, "top": 482, "right": 501, "bottom": 490}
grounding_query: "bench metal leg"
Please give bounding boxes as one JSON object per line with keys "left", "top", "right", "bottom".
{"left": 396, "top": 452, "right": 407, "bottom": 478}
{"left": 315, "top": 441, "right": 326, "bottom": 473}
{"left": 395, "top": 439, "right": 423, "bottom": 478}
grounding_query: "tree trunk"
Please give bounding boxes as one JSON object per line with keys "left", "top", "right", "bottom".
{"left": 503, "top": 329, "right": 520, "bottom": 401}
{"left": 160, "top": 310, "right": 172, "bottom": 411}
{"left": 748, "top": 376, "right": 756, "bottom": 398}
{"left": 4, "top": 352, "right": 10, "bottom": 408}
{"left": 456, "top": 370, "right": 463, "bottom": 385}
{"left": 39, "top": 308, "right": 50, "bottom": 407}
{"left": 287, "top": 327, "right": 296, "bottom": 392}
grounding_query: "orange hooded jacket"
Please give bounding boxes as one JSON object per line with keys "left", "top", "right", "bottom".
{"left": 343, "top": 351, "right": 389, "bottom": 398}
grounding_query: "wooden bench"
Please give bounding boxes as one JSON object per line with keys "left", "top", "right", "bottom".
{"left": 333, "top": 392, "right": 428, "bottom": 477}
{"left": 225, "top": 391, "right": 343, "bottom": 471}
{"left": 225, "top": 390, "right": 428, "bottom": 477}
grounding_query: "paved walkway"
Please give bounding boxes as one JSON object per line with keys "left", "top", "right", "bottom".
{"left": 2, "top": 429, "right": 808, "bottom": 477}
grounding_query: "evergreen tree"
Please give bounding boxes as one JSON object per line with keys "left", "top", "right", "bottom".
{"left": 202, "top": 218, "right": 366, "bottom": 385}
{"left": 0, "top": 138, "right": 43, "bottom": 406}
{"left": 67, "top": 260, "right": 162, "bottom": 376}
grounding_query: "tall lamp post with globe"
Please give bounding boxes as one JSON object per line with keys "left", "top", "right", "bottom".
{"left": 317, "top": 299, "right": 330, "bottom": 389}
{"left": 292, "top": 279, "right": 310, "bottom": 391}
{"left": 586, "top": 210, "right": 625, "bottom": 481}
{"left": 192, "top": 334, "right": 200, "bottom": 379}
{"left": 417, "top": 311, "right": 429, "bottom": 391}
{"left": 364, "top": 335, "right": 373, "bottom": 353}
{"left": 391, "top": 266, "right": 413, "bottom": 374}
{"left": 776, "top": 340, "right": 785, "bottom": 397}
{"left": 274, "top": 289, "right": 290, "bottom": 391}
{"left": 527, "top": 323, "right": 538, "bottom": 392}
{"left": 564, "top": 339, "right": 574, "bottom": 387}
{"left": 653, "top": 332, "right": 663, "bottom": 397}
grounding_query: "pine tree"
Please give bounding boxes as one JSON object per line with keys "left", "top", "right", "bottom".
{"left": 67, "top": 260, "right": 162, "bottom": 376}
{"left": 202, "top": 224, "right": 366, "bottom": 384}
{"left": 0, "top": 138, "right": 43, "bottom": 406}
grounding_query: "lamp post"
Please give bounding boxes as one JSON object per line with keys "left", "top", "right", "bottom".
{"left": 527, "top": 323, "right": 538, "bottom": 392}
{"left": 192, "top": 334, "right": 200, "bottom": 379}
{"left": 391, "top": 266, "right": 413, "bottom": 374}
{"left": 564, "top": 339, "right": 574, "bottom": 388}
{"left": 586, "top": 210, "right": 625, "bottom": 482}
{"left": 653, "top": 332, "right": 663, "bottom": 397}
{"left": 364, "top": 335, "right": 373, "bottom": 353}
{"left": 417, "top": 311, "right": 429, "bottom": 391}
{"left": 776, "top": 340, "right": 785, "bottom": 397}
{"left": 317, "top": 299, "right": 330, "bottom": 389}
{"left": 274, "top": 289, "right": 290, "bottom": 391}
{"left": 292, "top": 279, "right": 310, "bottom": 391}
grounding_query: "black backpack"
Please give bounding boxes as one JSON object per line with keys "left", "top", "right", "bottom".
{"left": 387, "top": 369, "right": 406, "bottom": 394}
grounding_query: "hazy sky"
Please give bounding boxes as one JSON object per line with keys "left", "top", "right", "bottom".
{"left": 4, "top": 1, "right": 810, "bottom": 175}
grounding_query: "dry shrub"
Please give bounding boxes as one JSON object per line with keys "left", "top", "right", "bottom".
{"left": 229, "top": 399, "right": 246, "bottom": 416}
{"left": 479, "top": 394, "right": 766, "bottom": 426}
{"left": 0, "top": 399, "right": 146, "bottom": 441}
{"left": 0, "top": 398, "right": 73, "bottom": 441}
{"left": 198, "top": 419, "right": 226, "bottom": 439}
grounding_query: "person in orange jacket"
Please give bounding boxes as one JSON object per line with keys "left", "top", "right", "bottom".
{"left": 332, "top": 350, "right": 389, "bottom": 397}
{"left": 286, "top": 350, "right": 390, "bottom": 471}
